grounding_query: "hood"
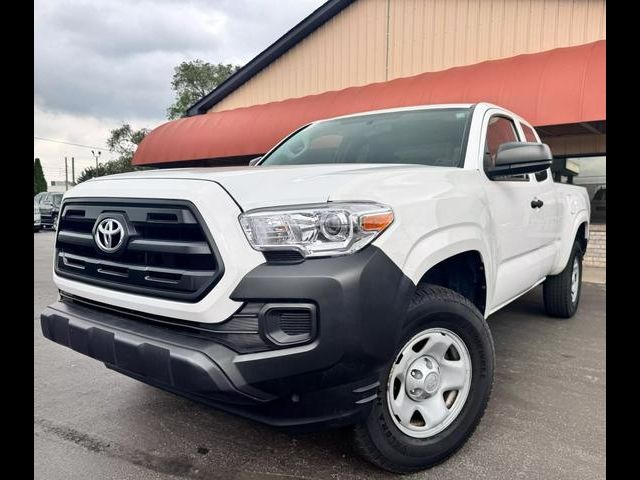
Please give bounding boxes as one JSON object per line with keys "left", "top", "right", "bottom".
{"left": 89, "top": 164, "right": 455, "bottom": 210}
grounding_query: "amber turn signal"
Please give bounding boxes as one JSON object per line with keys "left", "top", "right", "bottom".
{"left": 360, "top": 211, "right": 394, "bottom": 232}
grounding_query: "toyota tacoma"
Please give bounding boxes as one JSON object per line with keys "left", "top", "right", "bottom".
{"left": 40, "top": 103, "right": 589, "bottom": 472}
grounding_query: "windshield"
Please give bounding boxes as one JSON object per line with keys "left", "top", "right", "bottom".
{"left": 261, "top": 108, "right": 472, "bottom": 168}
{"left": 51, "top": 194, "right": 63, "bottom": 206}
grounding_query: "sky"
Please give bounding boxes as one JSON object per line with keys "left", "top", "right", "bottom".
{"left": 34, "top": 0, "right": 326, "bottom": 183}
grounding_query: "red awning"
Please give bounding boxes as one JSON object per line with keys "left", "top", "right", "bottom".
{"left": 133, "top": 40, "right": 605, "bottom": 166}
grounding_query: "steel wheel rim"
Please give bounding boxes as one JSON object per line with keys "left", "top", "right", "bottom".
{"left": 571, "top": 257, "right": 580, "bottom": 303}
{"left": 386, "top": 328, "right": 472, "bottom": 438}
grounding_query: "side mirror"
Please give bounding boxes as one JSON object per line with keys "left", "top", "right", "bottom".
{"left": 487, "top": 142, "right": 552, "bottom": 178}
{"left": 248, "top": 156, "right": 262, "bottom": 167}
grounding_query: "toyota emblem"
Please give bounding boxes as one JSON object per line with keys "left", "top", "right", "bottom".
{"left": 94, "top": 218, "right": 125, "bottom": 253}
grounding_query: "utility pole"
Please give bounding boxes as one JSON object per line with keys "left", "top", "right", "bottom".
{"left": 71, "top": 157, "right": 75, "bottom": 185}
{"left": 64, "top": 157, "right": 69, "bottom": 192}
{"left": 91, "top": 150, "right": 102, "bottom": 168}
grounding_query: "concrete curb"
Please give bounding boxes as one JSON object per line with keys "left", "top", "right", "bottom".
{"left": 583, "top": 266, "right": 606, "bottom": 285}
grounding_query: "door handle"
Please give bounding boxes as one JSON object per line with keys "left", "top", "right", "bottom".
{"left": 530, "top": 198, "right": 544, "bottom": 209}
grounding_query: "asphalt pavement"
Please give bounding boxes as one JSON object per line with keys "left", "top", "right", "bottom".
{"left": 34, "top": 230, "right": 606, "bottom": 480}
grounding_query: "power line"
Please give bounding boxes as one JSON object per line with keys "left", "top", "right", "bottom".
{"left": 34, "top": 136, "right": 108, "bottom": 150}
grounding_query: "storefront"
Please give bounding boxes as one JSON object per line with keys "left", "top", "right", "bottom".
{"left": 132, "top": 0, "right": 606, "bottom": 264}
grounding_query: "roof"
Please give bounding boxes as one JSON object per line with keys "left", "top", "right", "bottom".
{"left": 133, "top": 40, "right": 605, "bottom": 166}
{"left": 185, "top": 0, "right": 356, "bottom": 116}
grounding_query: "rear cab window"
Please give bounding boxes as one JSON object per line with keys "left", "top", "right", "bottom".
{"left": 519, "top": 122, "right": 550, "bottom": 182}
{"left": 520, "top": 122, "right": 539, "bottom": 142}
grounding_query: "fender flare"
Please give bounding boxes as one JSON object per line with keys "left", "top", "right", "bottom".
{"left": 550, "top": 211, "right": 589, "bottom": 275}
{"left": 400, "top": 223, "right": 493, "bottom": 305}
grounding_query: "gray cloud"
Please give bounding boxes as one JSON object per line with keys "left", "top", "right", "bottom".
{"left": 35, "top": 0, "right": 326, "bottom": 121}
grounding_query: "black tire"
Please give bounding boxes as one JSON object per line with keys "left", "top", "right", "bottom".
{"left": 353, "top": 284, "right": 495, "bottom": 473}
{"left": 543, "top": 241, "right": 583, "bottom": 318}
{"left": 34, "top": 227, "right": 41, "bottom": 233}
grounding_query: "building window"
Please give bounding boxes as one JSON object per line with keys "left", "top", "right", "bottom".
{"left": 554, "top": 155, "right": 606, "bottom": 224}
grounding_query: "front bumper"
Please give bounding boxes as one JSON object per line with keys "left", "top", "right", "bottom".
{"left": 41, "top": 211, "right": 57, "bottom": 226}
{"left": 41, "top": 246, "right": 415, "bottom": 431}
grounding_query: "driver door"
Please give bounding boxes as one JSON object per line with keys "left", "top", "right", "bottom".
{"left": 481, "top": 114, "right": 548, "bottom": 309}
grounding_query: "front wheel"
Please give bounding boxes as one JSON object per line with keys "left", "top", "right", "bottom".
{"left": 543, "top": 241, "right": 583, "bottom": 318}
{"left": 353, "top": 285, "right": 495, "bottom": 473}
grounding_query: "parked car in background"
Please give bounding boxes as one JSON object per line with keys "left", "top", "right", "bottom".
{"left": 34, "top": 200, "right": 42, "bottom": 232}
{"left": 38, "top": 192, "right": 63, "bottom": 230}
{"left": 34, "top": 191, "right": 47, "bottom": 204}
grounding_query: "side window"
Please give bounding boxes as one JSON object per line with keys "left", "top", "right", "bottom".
{"left": 520, "top": 123, "right": 539, "bottom": 142}
{"left": 484, "top": 116, "right": 528, "bottom": 181}
{"left": 521, "top": 122, "right": 550, "bottom": 182}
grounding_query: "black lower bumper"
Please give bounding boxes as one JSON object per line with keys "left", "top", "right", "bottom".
{"left": 41, "top": 246, "right": 415, "bottom": 431}
{"left": 41, "top": 212, "right": 57, "bottom": 227}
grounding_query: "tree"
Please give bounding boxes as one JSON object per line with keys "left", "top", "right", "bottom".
{"left": 34, "top": 158, "right": 47, "bottom": 195}
{"left": 167, "top": 60, "right": 241, "bottom": 119}
{"left": 77, "top": 158, "right": 138, "bottom": 184}
{"left": 106, "top": 123, "right": 150, "bottom": 158}
{"left": 77, "top": 124, "right": 148, "bottom": 183}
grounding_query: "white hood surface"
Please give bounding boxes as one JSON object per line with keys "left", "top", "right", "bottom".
{"left": 87, "top": 164, "right": 455, "bottom": 210}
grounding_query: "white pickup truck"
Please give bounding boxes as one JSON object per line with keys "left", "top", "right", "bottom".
{"left": 41, "top": 103, "right": 590, "bottom": 473}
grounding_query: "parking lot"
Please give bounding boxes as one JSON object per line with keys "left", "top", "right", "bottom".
{"left": 34, "top": 230, "right": 605, "bottom": 480}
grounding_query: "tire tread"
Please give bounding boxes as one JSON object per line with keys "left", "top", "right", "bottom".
{"left": 543, "top": 242, "right": 581, "bottom": 318}
{"left": 353, "top": 284, "right": 494, "bottom": 473}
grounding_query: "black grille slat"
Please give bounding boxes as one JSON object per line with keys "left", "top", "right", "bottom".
{"left": 55, "top": 199, "right": 224, "bottom": 302}
{"left": 279, "top": 312, "right": 313, "bottom": 335}
{"left": 56, "top": 204, "right": 198, "bottom": 225}
{"left": 57, "top": 230, "right": 94, "bottom": 247}
{"left": 128, "top": 239, "right": 211, "bottom": 255}
{"left": 57, "top": 231, "right": 211, "bottom": 255}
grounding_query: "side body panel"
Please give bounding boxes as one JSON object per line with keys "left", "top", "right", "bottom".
{"left": 549, "top": 184, "right": 591, "bottom": 275}
{"left": 477, "top": 107, "right": 552, "bottom": 310}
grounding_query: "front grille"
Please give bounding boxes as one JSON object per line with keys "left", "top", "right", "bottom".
{"left": 55, "top": 198, "right": 224, "bottom": 302}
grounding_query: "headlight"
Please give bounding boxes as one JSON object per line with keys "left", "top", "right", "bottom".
{"left": 239, "top": 202, "right": 394, "bottom": 258}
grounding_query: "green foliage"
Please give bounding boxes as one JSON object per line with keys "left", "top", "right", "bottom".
{"left": 77, "top": 157, "right": 139, "bottom": 183}
{"left": 106, "top": 123, "right": 150, "bottom": 158}
{"left": 167, "top": 60, "right": 241, "bottom": 119}
{"left": 77, "top": 124, "right": 149, "bottom": 183}
{"left": 34, "top": 158, "right": 47, "bottom": 195}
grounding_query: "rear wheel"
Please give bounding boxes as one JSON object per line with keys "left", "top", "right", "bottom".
{"left": 543, "top": 241, "right": 583, "bottom": 318}
{"left": 353, "top": 285, "right": 494, "bottom": 473}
